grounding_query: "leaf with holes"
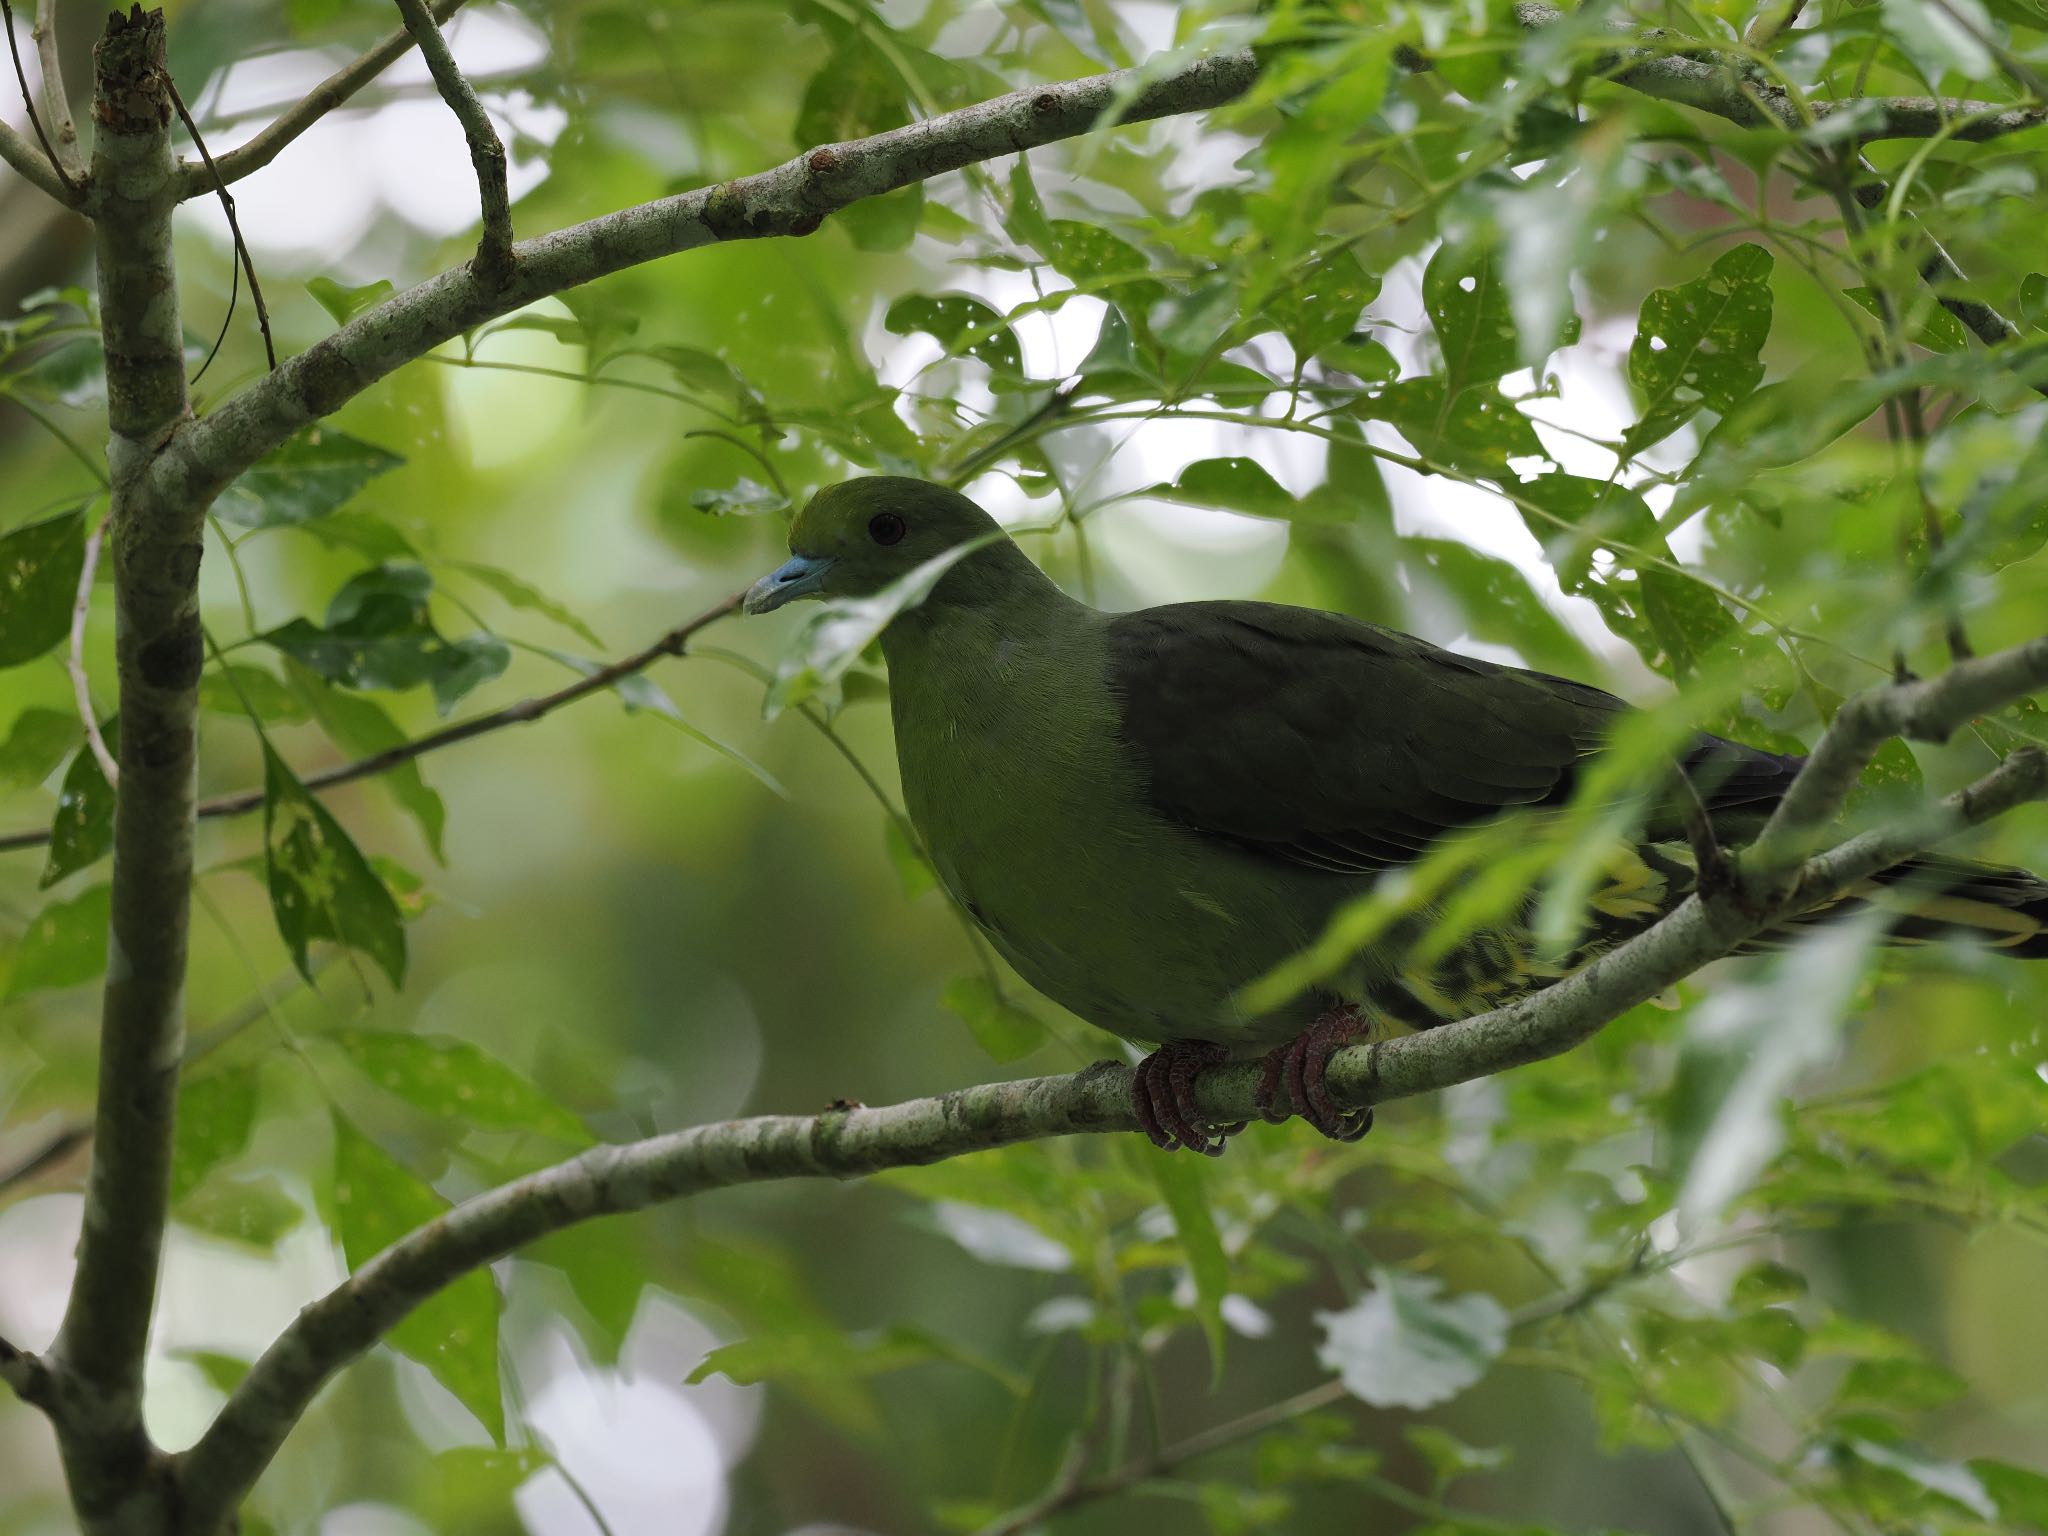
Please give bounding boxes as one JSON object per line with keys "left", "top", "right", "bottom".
{"left": 262, "top": 742, "right": 407, "bottom": 987}
{"left": 1623, "top": 244, "right": 1773, "bottom": 455}
{"left": 0, "top": 507, "right": 85, "bottom": 669}
{"left": 1423, "top": 245, "right": 1521, "bottom": 391}
{"left": 330, "top": 1114, "right": 504, "bottom": 1440}
{"left": 1356, "top": 377, "right": 1545, "bottom": 471}
{"left": 884, "top": 294, "right": 1024, "bottom": 376}
{"left": 214, "top": 428, "right": 404, "bottom": 530}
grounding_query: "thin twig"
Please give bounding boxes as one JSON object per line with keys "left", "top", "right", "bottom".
{"left": 0, "top": 0, "right": 74, "bottom": 197}
{"left": 176, "top": 0, "right": 469, "bottom": 195}
{"left": 167, "top": 76, "right": 276, "bottom": 373}
{"left": 29, "top": 0, "right": 77, "bottom": 175}
{"left": 0, "top": 591, "right": 746, "bottom": 854}
{"left": 392, "top": 0, "right": 513, "bottom": 280}
{"left": 69, "top": 514, "right": 117, "bottom": 786}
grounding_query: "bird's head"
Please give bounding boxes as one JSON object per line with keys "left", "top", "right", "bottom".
{"left": 742, "top": 476, "right": 1005, "bottom": 614}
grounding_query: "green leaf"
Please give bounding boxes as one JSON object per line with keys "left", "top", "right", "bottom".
{"left": 264, "top": 564, "right": 509, "bottom": 714}
{"left": 941, "top": 974, "right": 1046, "bottom": 1062}
{"left": 1423, "top": 245, "right": 1522, "bottom": 391}
{"left": 262, "top": 741, "right": 408, "bottom": 987}
{"left": 1146, "top": 456, "right": 1305, "bottom": 520}
{"left": 2021, "top": 274, "right": 2048, "bottom": 332}
{"left": 199, "top": 664, "right": 311, "bottom": 724}
{"left": 173, "top": 1174, "right": 304, "bottom": 1250}
{"left": 1316, "top": 1268, "right": 1508, "bottom": 1410}
{"left": 1843, "top": 1439, "right": 1996, "bottom": 1519}
{"left": 764, "top": 534, "right": 999, "bottom": 717}
{"left": 1881, "top": 0, "right": 1994, "bottom": 77}
{"left": 0, "top": 507, "right": 85, "bottom": 668}
{"left": 1149, "top": 1154, "right": 1229, "bottom": 1377}
{"left": 306, "top": 276, "right": 395, "bottom": 325}
{"left": 1357, "top": 377, "right": 1545, "bottom": 470}
{"left": 690, "top": 477, "right": 791, "bottom": 518}
{"left": 1972, "top": 1458, "right": 2048, "bottom": 1530}
{"left": 646, "top": 345, "right": 770, "bottom": 422}
{"left": 1672, "top": 916, "right": 1884, "bottom": 1230}
{"left": 170, "top": 1065, "right": 261, "bottom": 1202}
{"left": 447, "top": 560, "right": 604, "bottom": 649}
{"left": 174, "top": 1348, "right": 252, "bottom": 1396}
{"left": 214, "top": 427, "right": 404, "bottom": 530}
{"left": 1403, "top": 1425, "right": 1512, "bottom": 1491}
{"left": 1623, "top": 244, "right": 1773, "bottom": 455}
{"left": 330, "top": 1114, "right": 504, "bottom": 1440}
{"left": 1404, "top": 538, "right": 1591, "bottom": 676}
{"left": 537, "top": 649, "right": 785, "bottom": 798}
{"left": 795, "top": 35, "right": 909, "bottom": 144}
{"left": 1512, "top": 472, "right": 1658, "bottom": 590}
{"left": 5, "top": 882, "right": 109, "bottom": 997}
{"left": 1640, "top": 567, "right": 1735, "bottom": 678}
{"left": 330, "top": 1027, "right": 590, "bottom": 1143}
{"left": 41, "top": 724, "right": 116, "bottom": 889}
{"left": 1843, "top": 286, "right": 1970, "bottom": 353}
{"left": 1269, "top": 252, "right": 1379, "bottom": 361}
{"left": 1729, "top": 1260, "right": 1808, "bottom": 1308}
{"left": 883, "top": 815, "right": 936, "bottom": 898}
{"left": 286, "top": 662, "right": 447, "bottom": 861}
{"left": 689, "top": 1323, "right": 1021, "bottom": 1396}
{"left": 423, "top": 1448, "right": 549, "bottom": 1529}
{"left": 884, "top": 294, "right": 1024, "bottom": 375}
{"left": 0, "top": 706, "right": 76, "bottom": 793}
{"left": 839, "top": 182, "right": 924, "bottom": 252}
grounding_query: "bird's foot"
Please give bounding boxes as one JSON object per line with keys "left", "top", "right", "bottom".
{"left": 1254, "top": 1009, "right": 1374, "bottom": 1143}
{"left": 1131, "top": 1039, "right": 1246, "bottom": 1156}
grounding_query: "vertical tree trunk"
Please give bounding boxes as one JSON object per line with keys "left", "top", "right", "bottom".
{"left": 47, "top": 9, "right": 194, "bottom": 1530}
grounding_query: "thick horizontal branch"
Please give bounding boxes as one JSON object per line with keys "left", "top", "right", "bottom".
{"left": 0, "top": 593, "right": 743, "bottom": 855}
{"left": 173, "top": 0, "right": 466, "bottom": 196}
{"left": 173, "top": 641, "right": 2048, "bottom": 1527}
{"left": 146, "top": 44, "right": 1259, "bottom": 516}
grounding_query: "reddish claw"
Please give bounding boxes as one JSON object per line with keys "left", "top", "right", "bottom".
{"left": 1131, "top": 1039, "right": 1245, "bottom": 1155}
{"left": 1254, "top": 1009, "right": 1375, "bottom": 1143}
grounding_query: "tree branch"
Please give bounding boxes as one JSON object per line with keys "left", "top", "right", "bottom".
{"left": 391, "top": 0, "right": 511, "bottom": 282}
{"left": 172, "top": 639, "right": 2048, "bottom": 1529}
{"left": 174, "top": 0, "right": 466, "bottom": 196}
{"left": 144, "top": 44, "right": 1260, "bottom": 516}
{"left": 47, "top": 12, "right": 196, "bottom": 1524}
{"left": 0, "top": 0, "right": 77, "bottom": 202}
{"left": 30, "top": 0, "right": 79, "bottom": 176}
{"left": 1508, "top": 2, "right": 2036, "bottom": 353}
{"left": 0, "top": 592, "right": 743, "bottom": 854}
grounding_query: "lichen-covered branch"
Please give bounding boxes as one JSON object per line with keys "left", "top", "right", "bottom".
{"left": 144, "top": 44, "right": 1261, "bottom": 517}
{"left": 392, "top": 0, "right": 511, "bottom": 280}
{"left": 44, "top": 11, "right": 197, "bottom": 1528}
{"left": 171, "top": 640, "right": 2048, "bottom": 1530}
{"left": 0, "top": 0, "right": 76, "bottom": 201}
{"left": 173, "top": 0, "right": 466, "bottom": 196}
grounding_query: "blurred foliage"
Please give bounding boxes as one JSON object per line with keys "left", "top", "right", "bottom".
{"left": 4, "top": 0, "right": 2048, "bottom": 1532}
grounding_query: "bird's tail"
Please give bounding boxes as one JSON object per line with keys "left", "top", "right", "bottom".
{"left": 1759, "top": 854, "right": 2048, "bottom": 957}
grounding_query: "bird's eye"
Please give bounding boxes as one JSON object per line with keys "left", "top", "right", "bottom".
{"left": 868, "top": 513, "right": 907, "bottom": 546}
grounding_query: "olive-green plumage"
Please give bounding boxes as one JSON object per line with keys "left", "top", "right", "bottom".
{"left": 747, "top": 477, "right": 2048, "bottom": 1073}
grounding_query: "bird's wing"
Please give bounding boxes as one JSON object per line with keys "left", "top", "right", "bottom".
{"left": 1105, "top": 601, "right": 1800, "bottom": 876}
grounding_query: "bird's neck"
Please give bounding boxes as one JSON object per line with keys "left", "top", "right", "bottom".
{"left": 881, "top": 542, "right": 1082, "bottom": 654}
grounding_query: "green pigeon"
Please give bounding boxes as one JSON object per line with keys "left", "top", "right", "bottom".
{"left": 745, "top": 477, "right": 2048, "bottom": 1153}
